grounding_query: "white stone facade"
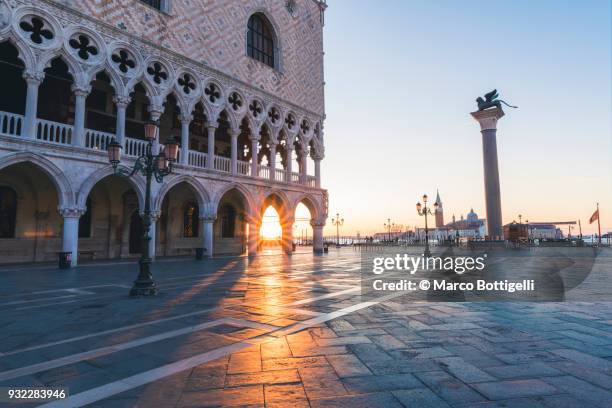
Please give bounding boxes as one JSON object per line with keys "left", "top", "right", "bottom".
{"left": 0, "top": 0, "right": 328, "bottom": 265}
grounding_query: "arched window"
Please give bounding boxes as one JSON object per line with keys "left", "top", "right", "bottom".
{"left": 183, "top": 202, "right": 199, "bottom": 238}
{"left": 79, "top": 197, "right": 92, "bottom": 238}
{"left": 247, "top": 13, "right": 276, "bottom": 68}
{"left": 220, "top": 204, "right": 236, "bottom": 238}
{"left": 0, "top": 186, "right": 17, "bottom": 238}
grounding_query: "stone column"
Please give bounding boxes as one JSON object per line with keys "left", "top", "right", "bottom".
{"left": 285, "top": 146, "right": 293, "bottom": 182}
{"left": 230, "top": 129, "right": 239, "bottom": 175}
{"left": 247, "top": 219, "right": 259, "bottom": 256}
{"left": 207, "top": 124, "right": 217, "bottom": 170}
{"left": 147, "top": 211, "right": 160, "bottom": 260}
{"left": 200, "top": 203, "right": 216, "bottom": 258}
{"left": 148, "top": 107, "right": 163, "bottom": 155}
{"left": 250, "top": 137, "right": 259, "bottom": 177}
{"left": 60, "top": 208, "right": 84, "bottom": 267}
{"left": 281, "top": 217, "right": 295, "bottom": 255}
{"left": 311, "top": 219, "right": 326, "bottom": 254}
{"left": 269, "top": 142, "right": 277, "bottom": 181}
{"left": 179, "top": 114, "right": 192, "bottom": 165}
{"left": 72, "top": 85, "right": 91, "bottom": 147}
{"left": 314, "top": 157, "right": 322, "bottom": 188}
{"left": 22, "top": 71, "right": 44, "bottom": 139}
{"left": 299, "top": 150, "right": 308, "bottom": 184}
{"left": 113, "top": 95, "right": 131, "bottom": 146}
{"left": 471, "top": 107, "right": 505, "bottom": 239}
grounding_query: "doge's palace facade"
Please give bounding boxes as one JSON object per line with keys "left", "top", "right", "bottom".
{"left": 0, "top": 0, "right": 328, "bottom": 265}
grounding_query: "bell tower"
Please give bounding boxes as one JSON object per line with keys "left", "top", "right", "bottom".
{"left": 435, "top": 189, "right": 444, "bottom": 228}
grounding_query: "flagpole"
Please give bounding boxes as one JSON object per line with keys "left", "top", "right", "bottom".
{"left": 597, "top": 202, "right": 601, "bottom": 245}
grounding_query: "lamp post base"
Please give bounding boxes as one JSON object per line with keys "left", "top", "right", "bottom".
{"left": 130, "top": 258, "right": 158, "bottom": 297}
{"left": 129, "top": 285, "right": 158, "bottom": 297}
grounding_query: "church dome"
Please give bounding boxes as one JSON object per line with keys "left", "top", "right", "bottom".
{"left": 467, "top": 208, "right": 478, "bottom": 222}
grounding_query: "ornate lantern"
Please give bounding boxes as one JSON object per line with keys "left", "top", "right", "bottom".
{"left": 107, "top": 138, "right": 122, "bottom": 167}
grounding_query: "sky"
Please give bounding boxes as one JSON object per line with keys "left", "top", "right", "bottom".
{"left": 318, "top": 0, "right": 612, "bottom": 236}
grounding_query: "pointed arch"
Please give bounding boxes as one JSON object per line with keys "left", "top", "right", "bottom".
{"left": 292, "top": 192, "right": 323, "bottom": 222}
{"left": 152, "top": 174, "right": 210, "bottom": 213}
{"left": 36, "top": 48, "right": 82, "bottom": 84}
{"left": 213, "top": 183, "right": 256, "bottom": 217}
{"left": 0, "top": 151, "right": 74, "bottom": 208}
{"left": 260, "top": 190, "right": 292, "bottom": 225}
{"left": 76, "top": 165, "right": 145, "bottom": 211}
{"left": 0, "top": 34, "right": 35, "bottom": 72}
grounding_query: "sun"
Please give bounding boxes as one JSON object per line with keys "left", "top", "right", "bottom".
{"left": 260, "top": 206, "right": 282, "bottom": 240}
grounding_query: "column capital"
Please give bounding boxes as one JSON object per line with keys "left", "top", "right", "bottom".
{"left": 206, "top": 122, "right": 218, "bottom": 131}
{"left": 113, "top": 95, "right": 132, "bottom": 108}
{"left": 140, "top": 210, "right": 161, "bottom": 221}
{"left": 59, "top": 207, "right": 86, "bottom": 218}
{"left": 148, "top": 104, "right": 164, "bottom": 120}
{"left": 199, "top": 214, "right": 217, "bottom": 222}
{"left": 178, "top": 114, "right": 193, "bottom": 124}
{"left": 471, "top": 107, "right": 504, "bottom": 131}
{"left": 311, "top": 151, "right": 324, "bottom": 161}
{"left": 310, "top": 219, "right": 326, "bottom": 228}
{"left": 72, "top": 84, "right": 91, "bottom": 97}
{"left": 23, "top": 70, "right": 44, "bottom": 85}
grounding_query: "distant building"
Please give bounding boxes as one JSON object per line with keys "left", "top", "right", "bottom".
{"left": 435, "top": 190, "right": 444, "bottom": 228}
{"left": 416, "top": 207, "right": 487, "bottom": 242}
{"left": 527, "top": 224, "right": 562, "bottom": 240}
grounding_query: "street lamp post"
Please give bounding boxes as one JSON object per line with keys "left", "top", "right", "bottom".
{"left": 384, "top": 218, "right": 394, "bottom": 243}
{"left": 107, "top": 120, "right": 179, "bottom": 296}
{"left": 331, "top": 213, "right": 344, "bottom": 247}
{"left": 416, "top": 194, "right": 438, "bottom": 257}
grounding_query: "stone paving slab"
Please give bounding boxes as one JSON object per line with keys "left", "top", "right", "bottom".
{"left": 0, "top": 248, "right": 611, "bottom": 407}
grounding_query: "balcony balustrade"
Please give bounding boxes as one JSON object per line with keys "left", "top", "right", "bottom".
{"left": 0, "top": 111, "right": 318, "bottom": 187}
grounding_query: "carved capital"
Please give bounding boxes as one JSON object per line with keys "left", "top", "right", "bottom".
{"left": 23, "top": 70, "right": 45, "bottom": 85}
{"left": 59, "top": 207, "right": 86, "bottom": 218}
{"left": 310, "top": 219, "right": 326, "bottom": 228}
{"left": 470, "top": 107, "right": 504, "bottom": 131}
{"left": 113, "top": 95, "right": 131, "bottom": 108}
{"left": 148, "top": 105, "right": 164, "bottom": 120}
{"left": 206, "top": 123, "right": 218, "bottom": 131}
{"left": 72, "top": 84, "right": 92, "bottom": 97}
{"left": 138, "top": 211, "right": 161, "bottom": 222}
{"left": 178, "top": 114, "right": 193, "bottom": 124}
{"left": 199, "top": 203, "right": 217, "bottom": 222}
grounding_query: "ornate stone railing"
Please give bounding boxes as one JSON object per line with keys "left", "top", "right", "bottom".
{"left": 188, "top": 151, "right": 207, "bottom": 168}
{"left": 237, "top": 160, "right": 250, "bottom": 176}
{"left": 0, "top": 111, "right": 319, "bottom": 188}
{"left": 0, "top": 112, "right": 23, "bottom": 137}
{"left": 275, "top": 168, "right": 287, "bottom": 182}
{"left": 258, "top": 164, "right": 270, "bottom": 179}
{"left": 214, "top": 156, "right": 231, "bottom": 173}
{"left": 84, "top": 129, "right": 114, "bottom": 150}
{"left": 124, "top": 137, "right": 148, "bottom": 157}
{"left": 305, "top": 175, "right": 317, "bottom": 188}
{"left": 36, "top": 119, "right": 73, "bottom": 145}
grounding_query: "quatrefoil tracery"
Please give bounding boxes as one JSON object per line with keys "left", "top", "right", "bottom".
{"left": 111, "top": 50, "right": 136, "bottom": 73}
{"left": 228, "top": 92, "right": 242, "bottom": 111}
{"left": 178, "top": 73, "right": 196, "bottom": 94}
{"left": 285, "top": 114, "right": 296, "bottom": 130}
{"left": 69, "top": 35, "right": 98, "bottom": 61}
{"left": 19, "top": 16, "right": 53, "bottom": 45}
{"left": 147, "top": 62, "right": 168, "bottom": 85}
{"left": 249, "top": 100, "right": 263, "bottom": 118}
{"left": 204, "top": 83, "right": 220, "bottom": 103}
{"left": 268, "top": 107, "right": 280, "bottom": 124}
